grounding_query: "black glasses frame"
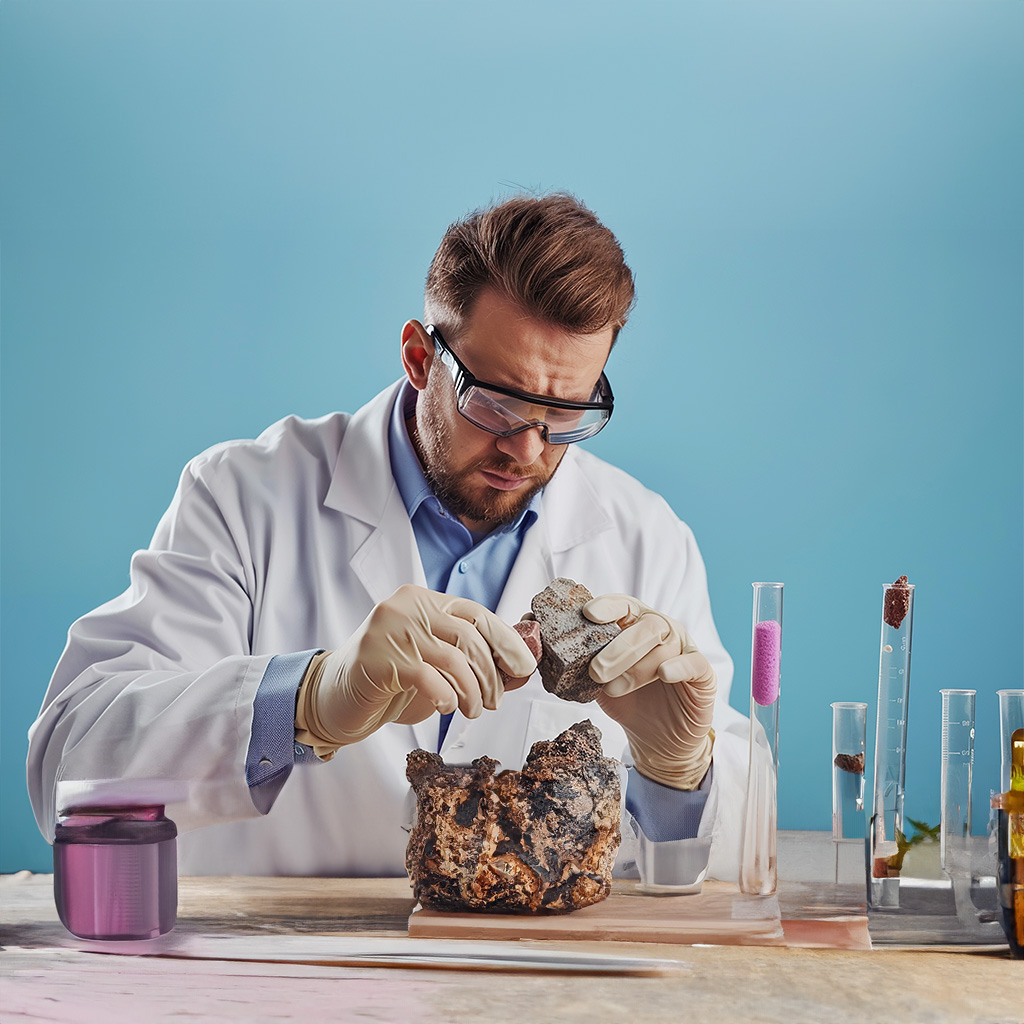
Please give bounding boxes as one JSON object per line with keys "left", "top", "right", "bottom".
{"left": 424, "top": 324, "right": 614, "bottom": 417}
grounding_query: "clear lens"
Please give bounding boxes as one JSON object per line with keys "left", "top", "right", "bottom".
{"left": 459, "top": 387, "right": 607, "bottom": 443}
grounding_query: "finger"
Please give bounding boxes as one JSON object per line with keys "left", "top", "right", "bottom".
{"left": 498, "top": 620, "right": 541, "bottom": 696}
{"left": 444, "top": 597, "right": 538, "bottom": 678}
{"left": 657, "top": 652, "right": 717, "bottom": 690}
{"left": 677, "top": 627, "right": 699, "bottom": 655}
{"left": 393, "top": 689, "right": 441, "bottom": 725}
{"left": 499, "top": 672, "right": 532, "bottom": 693}
{"left": 582, "top": 593, "right": 646, "bottom": 627}
{"left": 599, "top": 642, "right": 678, "bottom": 697}
{"left": 415, "top": 639, "right": 488, "bottom": 719}
{"left": 588, "top": 612, "right": 675, "bottom": 684}
{"left": 659, "top": 656, "right": 718, "bottom": 736}
{"left": 424, "top": 615, "right": 504, "bottom": 711}
{"left": 393, "top": 661, "right": 461, "bottom": 716}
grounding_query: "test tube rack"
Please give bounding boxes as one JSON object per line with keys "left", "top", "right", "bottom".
{"left": 863, "top": 580, "right": 1005, "bottom": 946}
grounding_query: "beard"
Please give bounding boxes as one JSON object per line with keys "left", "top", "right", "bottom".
{"left": 410, "top": 385, "right": 564, "bottom": 530}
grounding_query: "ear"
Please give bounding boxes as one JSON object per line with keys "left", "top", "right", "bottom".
{"left": 401, "top": 320, "right": 434, "bottom": 391}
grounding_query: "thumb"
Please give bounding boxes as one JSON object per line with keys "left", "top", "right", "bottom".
{"left": 583, "top": 593, "right": 646, "bottom": 627}
{"left": 657, "top": 651, "right": 717, "bottom": 690}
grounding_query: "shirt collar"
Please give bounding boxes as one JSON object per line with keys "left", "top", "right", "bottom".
{"left": 388, "top": 380, "right": 541, "bottom": 535}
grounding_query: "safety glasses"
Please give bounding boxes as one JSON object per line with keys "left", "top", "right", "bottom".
{"left": 425, "top": 325, "right": 614, "bottom": 444}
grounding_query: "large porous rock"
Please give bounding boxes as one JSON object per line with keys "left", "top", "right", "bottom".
{"left": 405, "top": 720, "right": 621, "bottom": 913}
{"left": 531, "top": 578, "right": 621, "bottom": 703}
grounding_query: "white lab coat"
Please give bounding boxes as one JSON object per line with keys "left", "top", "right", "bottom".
{"left": 27, "top": 381, "right": 749, "bottom": 881}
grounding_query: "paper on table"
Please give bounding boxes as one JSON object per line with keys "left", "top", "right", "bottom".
{"left": 75, "top": 933, "right": 689, "bottom": 976}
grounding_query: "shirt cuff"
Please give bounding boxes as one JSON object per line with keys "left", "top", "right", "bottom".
{"left": 625, "top": 763, "right": 713, "bottom": 842}
{"left": 245, "top": 650, "right": 322, "bottom": 813}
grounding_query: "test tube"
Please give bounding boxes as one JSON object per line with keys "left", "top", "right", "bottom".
{"left": 998, "top": 690, "right": 1024, "bottom": 793}
{"left": 870, "top": 576, "right": 914, "bottom": 887}
{"left": 832, "top": 701, "right": 867, "bottom": 884}
{"left": 739, "top": 582, "right": 783, "bottom": 896}
{"left": 939, "top": 689, "right": 975, "bottom": 878}
{"left": 832, "top": 702, "right": 867, "bottom": 841}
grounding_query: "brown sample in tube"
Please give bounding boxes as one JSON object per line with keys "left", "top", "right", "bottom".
{"left": 883, "top": 574, "right": 911, "bottom": 629}
{"left": 834, "top": 752, "right": 865, "bottom": 775}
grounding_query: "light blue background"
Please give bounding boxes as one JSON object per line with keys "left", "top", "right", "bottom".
{"left": 2, "top": 0, "right": 1021, "bottom": 873}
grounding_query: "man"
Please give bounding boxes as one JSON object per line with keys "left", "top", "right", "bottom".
{"left": 28, "top": 194, "right": 748, "bottom": 887}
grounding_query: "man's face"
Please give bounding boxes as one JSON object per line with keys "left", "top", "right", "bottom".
{"left": 403, "top": 289, "right": 614, "bottom": 534}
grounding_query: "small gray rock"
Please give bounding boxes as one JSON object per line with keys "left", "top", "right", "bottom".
{"left": 531, "top": 578, "right": 620, "bottom": 703}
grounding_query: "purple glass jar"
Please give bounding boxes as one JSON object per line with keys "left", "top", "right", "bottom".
{"left": 53, "top": 805, "right": 177, "bottom": 940}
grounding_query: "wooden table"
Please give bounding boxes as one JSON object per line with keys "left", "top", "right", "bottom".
{"left": 1, "top": 872, "right": 1019, "bottom": 1023}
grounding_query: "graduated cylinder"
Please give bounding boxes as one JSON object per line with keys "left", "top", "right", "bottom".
{"left": 870, "top": 577, "right": 914, "bottom": 891}
{"left": 939, "top": 688, "right": 975, "bottom": 879}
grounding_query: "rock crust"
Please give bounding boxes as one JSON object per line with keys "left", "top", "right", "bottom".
{"left": 405, "top": 720, "right": 621, "bottom": 913}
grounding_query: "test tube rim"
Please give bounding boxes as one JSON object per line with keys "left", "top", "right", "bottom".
{"left": 752, "top": 582, "right": 784, "bottom": 589}
{"left": 939, "top": 688, "right": 977, "bottom": 697}
{"left": 831, "top": 701, "right": 868, "bottom": 711}
{"left": 996, "top": 689, "right": 1024, "bottom": 696}
{"left": 880, "top": 581, "right": 915, "bottom": 589}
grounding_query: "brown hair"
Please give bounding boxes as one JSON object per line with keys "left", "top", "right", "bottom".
{"left": 424, "top": 193, "right": 635, "bottom": 343}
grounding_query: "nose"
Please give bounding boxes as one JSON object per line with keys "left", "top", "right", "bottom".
{"left": 494, "top": 423, "right": 547, "bottom": 465}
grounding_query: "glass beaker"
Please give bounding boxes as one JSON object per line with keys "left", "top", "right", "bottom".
{"left": 939, "top": 689, "right": 975, "bottom": 879}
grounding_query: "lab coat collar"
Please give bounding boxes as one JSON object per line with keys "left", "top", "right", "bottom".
{"left": 324, "top": 381, "right": 428, "bottom": 606}
{"left": 325, "top": 380, "right": 405, "bottom": 527}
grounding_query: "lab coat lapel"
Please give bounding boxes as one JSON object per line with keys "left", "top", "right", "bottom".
{"left": 496, "top": 446, "right": 615, "bottom": 620}
{"left": 541, "top": 446, "right": 615, "bottom": 555}
{"left": 494, "top": 521, "right": 555, "bottom": 623}
{"left": 324, "top": 381, "right": 428, "bottom": 608}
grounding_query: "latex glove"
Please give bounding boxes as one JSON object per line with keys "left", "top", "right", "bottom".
{"left": 295, "top": 585, "right": 538, "bottom": 759}
{"left": 585, "top": 594, "right": 716, "bottom": 790}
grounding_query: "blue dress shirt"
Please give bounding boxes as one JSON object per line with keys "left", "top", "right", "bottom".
{"left": 245, "top": 383, "right": 708, "bottom": 839}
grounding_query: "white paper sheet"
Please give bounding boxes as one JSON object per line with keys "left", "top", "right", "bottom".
{"left": 75, "top": 933, "right": 689, "bottom": 975}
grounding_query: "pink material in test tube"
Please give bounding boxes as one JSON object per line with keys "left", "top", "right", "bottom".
{"left": 752, "top": 619, "right": 781, "bottom": 706}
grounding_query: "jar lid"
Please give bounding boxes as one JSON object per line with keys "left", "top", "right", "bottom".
{"left": 56, "top": 778, "right": 188, "bottom": 815}
{"left": 54, "top": 811, "right": 177, "bottom": 844}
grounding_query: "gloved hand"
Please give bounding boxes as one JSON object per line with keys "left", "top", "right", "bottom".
{"left": 585, "top": 594, "right": 716, "bottom": 790}
{"left": 295, "top": 584, "right": 538, "bottom": 759}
